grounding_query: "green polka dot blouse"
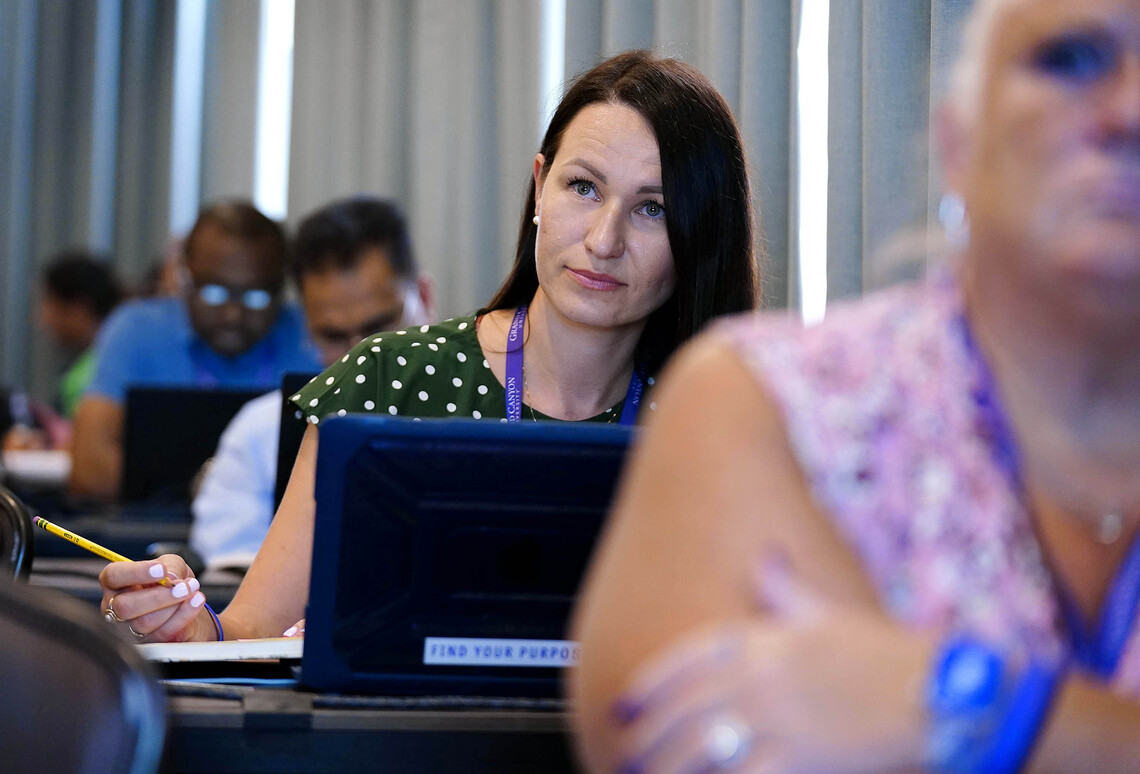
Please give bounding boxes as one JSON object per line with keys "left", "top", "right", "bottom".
{"left": 291, "top": 315, "right": 646, "bottom": 424}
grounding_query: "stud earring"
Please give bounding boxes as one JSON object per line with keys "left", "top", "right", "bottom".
{"left": 938, "top": 191, "right": 969, "bottom": 252}
{"left": 532, "top": 215, "right": 540, "bottom": 226}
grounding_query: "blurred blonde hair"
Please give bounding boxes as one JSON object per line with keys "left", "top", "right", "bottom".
{"left": 947, "top": 0, "right": 1010, "bottom": 124}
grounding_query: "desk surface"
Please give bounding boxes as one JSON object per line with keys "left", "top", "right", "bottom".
{"left": 163, "top": 685, "right": 577, "bottom": 774}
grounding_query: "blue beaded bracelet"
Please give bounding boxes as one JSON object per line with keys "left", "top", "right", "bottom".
{"left": 204, "top": 602, "right": 224, "bottom": 642}
{"left": 981, "top": 657, "right": 1061, "bottom": 773}
{"left": 925, "top": 636, "right": 1063, "bottom": 774}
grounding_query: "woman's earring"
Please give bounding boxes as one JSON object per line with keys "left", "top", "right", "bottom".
{"left": 938, "top": 191, "right": 969, "bottom": 252}
{"left": 532, "top": 215, "right": 540, "bottom": 226}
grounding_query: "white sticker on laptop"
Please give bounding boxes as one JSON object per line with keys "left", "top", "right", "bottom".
{"left": 423, "top": 637, "right": 579, "bottom": 667}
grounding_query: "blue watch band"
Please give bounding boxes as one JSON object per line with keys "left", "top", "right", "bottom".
{"left": 926, "top": 636, "right": 1063, "bottom": 774}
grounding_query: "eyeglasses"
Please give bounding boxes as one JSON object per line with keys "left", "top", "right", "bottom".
{"left": 195, "top": 284, "right": 275, "bottom": 311}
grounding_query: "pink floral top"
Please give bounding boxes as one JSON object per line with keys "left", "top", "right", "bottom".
{"left": 716, "top": 273, "right": 1140, "bottom": 697}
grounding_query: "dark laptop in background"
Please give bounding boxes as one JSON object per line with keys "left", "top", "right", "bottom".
{"left": 274, "top": 372, "right": 319, "bottom": 511}
{"left": 301, "top": 415, "right": 634, "bottom": 700}
{"left": 120, "top": 386, "right": 264, "bottom": 505}
{"left": 29, "top": 386, "right": 262, "bottom": 565}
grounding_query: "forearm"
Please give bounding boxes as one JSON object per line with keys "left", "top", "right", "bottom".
{"left": 217, "top": 600, "right": 287, "bottom": 641}
{"left": 1028, "top": 675, "right": 1140, "bottom": 773}
{"left": 67, "top": 435, "right": 120, "bottom": 501}
{"left": 69, "top": 440, "right": 121, "bottom": 500}
{"left": 68, "top": 396, "right": 123, "bottom": 501}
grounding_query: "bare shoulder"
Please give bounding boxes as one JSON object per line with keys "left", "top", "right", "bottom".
{"left": 575, "top": 331, "right": 879, "bottom": 650}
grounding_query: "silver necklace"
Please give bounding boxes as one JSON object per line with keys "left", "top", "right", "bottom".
{"left": 523, "top": 360, "right": 619, "bottom": 423}
{"left": 522, "top": 361, "right": 538, "bottom": 423}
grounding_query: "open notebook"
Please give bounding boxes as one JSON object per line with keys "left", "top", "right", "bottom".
{"left": 137, "top": 637, "right": 303, "bottom": 662}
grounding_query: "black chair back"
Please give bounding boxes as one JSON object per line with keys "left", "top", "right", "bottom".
{"left": 0, "top": 575, "right": 167, "bottom": 772}
{"left": 0, "top": 484, "right": 34, "bottom": 579}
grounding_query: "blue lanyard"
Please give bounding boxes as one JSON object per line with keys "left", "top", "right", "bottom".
{"left": 503, "top": 304, "right": 642, "bottom": 425}
{"left": 959, "top": 313, "right": 1140, "bottom": 676}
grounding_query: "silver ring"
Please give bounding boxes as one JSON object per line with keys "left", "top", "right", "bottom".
{"left": 126, "top": 622, "right": 147, "bottom": 639}
{"left": 104, "top": 596, "right": 124, "bottom": 623}
{"left": 703, "top": 710, "right": 753, "bottom": 769}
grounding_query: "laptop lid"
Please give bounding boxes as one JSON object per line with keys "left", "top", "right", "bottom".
{"left": 301, "top": 415, "right": 633, "bottom": 698}
{"left": 120, "top": 386, "right": 263, "bottom": 504}
{"left": 274, "top": 372, "right": 319, "bottom": 513}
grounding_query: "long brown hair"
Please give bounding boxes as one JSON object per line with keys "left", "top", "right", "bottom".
{"left": 481, "top": 50, "right": 758, "bottom": 373}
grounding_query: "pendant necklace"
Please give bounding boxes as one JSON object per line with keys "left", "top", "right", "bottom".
{"left": 959, "top": 311, "right": 1140, "bottom": 677}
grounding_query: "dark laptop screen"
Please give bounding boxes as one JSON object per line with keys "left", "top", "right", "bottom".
{"left": 121, "top": 387, "right": 263, "bottom": 504}
{"left": 301, "top": 415, "right": 633, "bottom": 698}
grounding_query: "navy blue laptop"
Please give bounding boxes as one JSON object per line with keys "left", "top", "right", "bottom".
{"left": 300, "top": 415, "right": 633, "bottom": 698}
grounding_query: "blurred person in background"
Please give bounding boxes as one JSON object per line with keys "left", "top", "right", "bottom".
{"left": 69, "top": 200, "right": 321, "bottom": 502}
{"left": 190, "top": 196, "right": 433, "bottom": 571}
{"left": 571, "top": 0, "right": 1140, "bottom": 772}
{"left": 38, "top": 250, "right": 122, "bottom": 419}
{"left": 1, "top": 251, "right": 120, "bottom": 451}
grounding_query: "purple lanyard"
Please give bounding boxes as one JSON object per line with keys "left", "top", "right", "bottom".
{"left": 960, "top": 313, "right": 1140, "bottom": 677}
{"left": 504, "top": 304, "right": 643, "bottom": 425}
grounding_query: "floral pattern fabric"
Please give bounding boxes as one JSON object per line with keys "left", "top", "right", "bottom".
{"left": 715, "top": 273, "right": 1140, "bottom": 697}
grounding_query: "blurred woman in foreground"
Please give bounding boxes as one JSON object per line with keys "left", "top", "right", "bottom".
{"left": 572, "top": 1, "right": 1140, "bottom": 771}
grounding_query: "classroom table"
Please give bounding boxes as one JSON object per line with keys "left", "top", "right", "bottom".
{"left": 162, "top": 683, "right": 578, "bottom": 774}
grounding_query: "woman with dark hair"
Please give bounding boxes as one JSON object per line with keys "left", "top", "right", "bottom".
{"left": 96, "top": 50, "right": 758, "bottom": 643}
{"left": 487, "top": 49, "right": 755, "bottom": 377}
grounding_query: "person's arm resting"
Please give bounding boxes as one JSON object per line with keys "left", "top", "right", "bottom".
{"left": 570, "top": 337, "right": 889, "bottom": 772}
{"left": 68, "top": 395, "right": 124, "bottom": 501}
{"left": 568, "top": 336, "right": 1140, "bottom": 774}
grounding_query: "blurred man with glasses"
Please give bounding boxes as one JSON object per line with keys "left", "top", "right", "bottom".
{"left": 70, "top": 200, "right": 321, "bottom": 501}
{"left": 189, "top": 197, "right": 433, "bottom": 569}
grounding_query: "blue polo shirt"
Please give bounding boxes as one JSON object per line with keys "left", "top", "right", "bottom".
{"left": 86, "top": 297, "right": 321, "bottom": 404}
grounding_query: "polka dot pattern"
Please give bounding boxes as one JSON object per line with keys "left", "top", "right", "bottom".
{"left": 290, "top": 314, "right": 652, "bottom": 426}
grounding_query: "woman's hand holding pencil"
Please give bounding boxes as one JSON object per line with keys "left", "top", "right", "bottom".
{"left": 33, "top": 516, "right": 218, "bottom": 643}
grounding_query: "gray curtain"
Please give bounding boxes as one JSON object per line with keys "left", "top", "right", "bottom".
{"left": 200, "top": 0, "right": 260, "bottom": 204}
{"left": 0, "top": 0, "right": 176, "bottom": 400}
{"left": 827, "top": 0, "right": 973, "bottom": 300}
{"left": 289, "top": 0, "right": 544, "bottom": 319}
{"left": 2, "top": 0, "right": 974, "bottom": 401}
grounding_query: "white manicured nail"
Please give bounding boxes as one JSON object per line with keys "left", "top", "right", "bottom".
{"left": 283, "top": 626, "right": 297, "bottom": 637}
{"left": 188, "top": 578, "right": 200, "bottom": 592}
{"left": 149, "top": 564, "right": 165, "bottom": 578}
{"left": 190, "top": 592, "right": 205, "bottom": 608}
{"left": 172, "top": 582, "right": 189, "bottom": 599}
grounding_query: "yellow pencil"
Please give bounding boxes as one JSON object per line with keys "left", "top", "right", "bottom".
{"left": 32, "top": 515, "right": 169, "bottom": 585}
